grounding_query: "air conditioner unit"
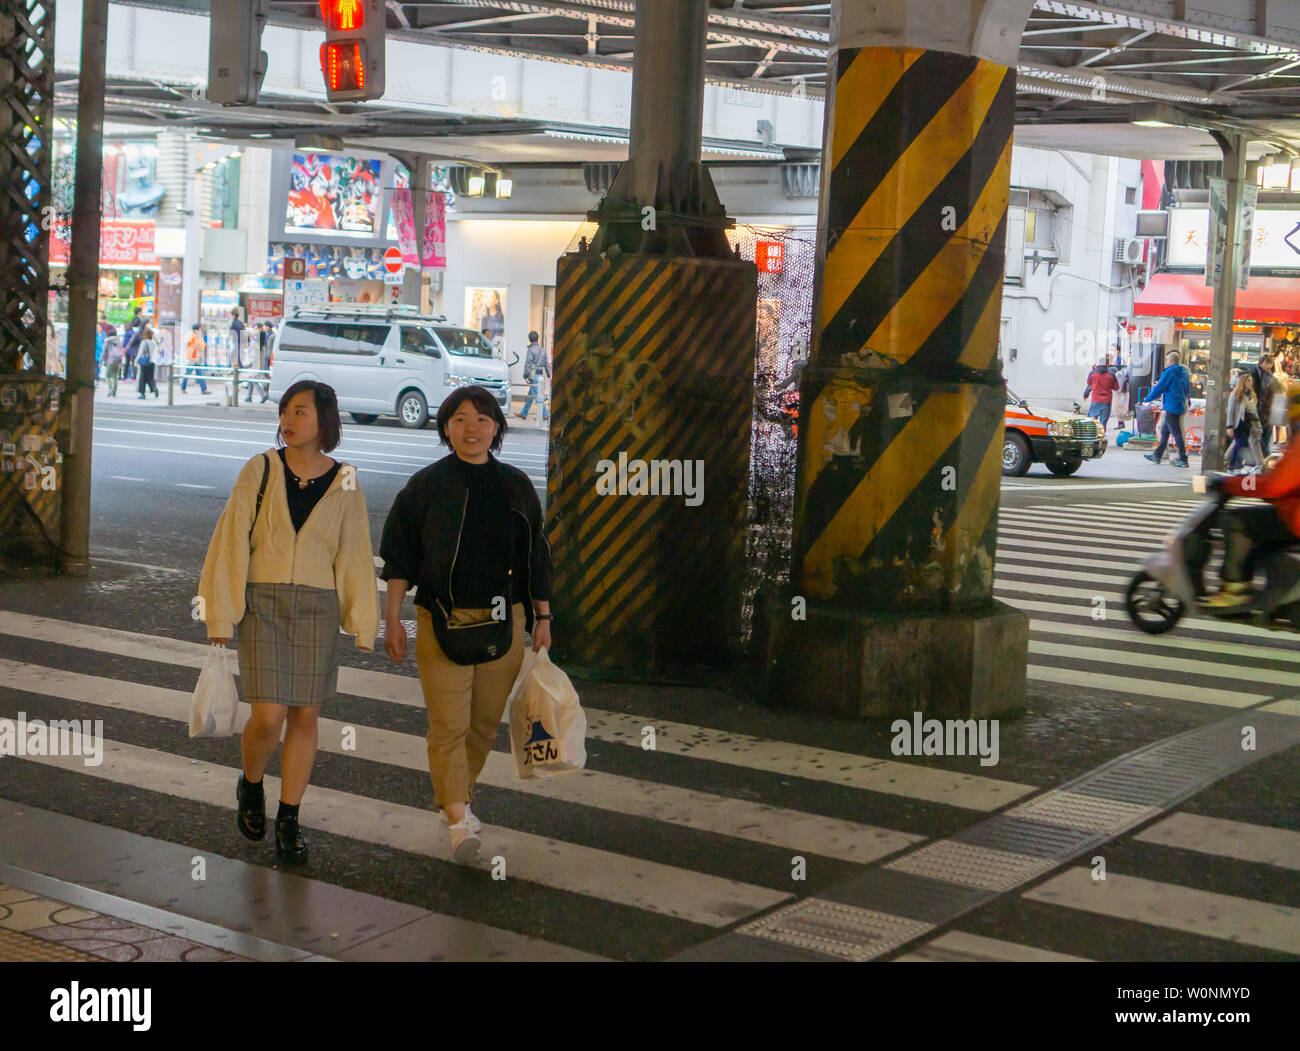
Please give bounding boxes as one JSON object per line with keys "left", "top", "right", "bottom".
{"left": 1009, "top": 188, "right": 1030, "bottom": 208}
{"left": 1114, "top": 237, "right": 1144, "bottom": 264}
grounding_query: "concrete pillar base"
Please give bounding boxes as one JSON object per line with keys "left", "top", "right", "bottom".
{"left": 764, "top": 599, "right": 1028, "bottom": 719}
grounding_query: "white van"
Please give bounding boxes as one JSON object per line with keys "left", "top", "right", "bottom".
{"left": 268, "top": 306, "right": 511, "bottom": 429}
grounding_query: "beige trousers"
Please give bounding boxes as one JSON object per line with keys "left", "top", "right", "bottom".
{"left": 415, "top": 603, "right": 526, "bottom": 810}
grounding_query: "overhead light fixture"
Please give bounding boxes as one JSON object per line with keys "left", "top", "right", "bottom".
{"left": 1261, "top": 153, "right": 1293, "bottom": 191}
{"left": 1130, "top": 102, "right": 1209, "bottom": 133}
{"left": 495, "top": 175, "right": 513, "bottom": 199}
{"left": 467, "top": 174, "right": 486, "bottom": 197}
{"left": 249, "top": 132, "right": 272, "bottom": 139}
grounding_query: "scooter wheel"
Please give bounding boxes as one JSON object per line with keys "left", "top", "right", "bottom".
{"left": 1125, "top": 572, "right": 1184, "bottom": 634}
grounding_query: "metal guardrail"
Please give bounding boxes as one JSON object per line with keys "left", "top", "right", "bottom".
{"left": 166, "top": 364, "right": 272, "bottom": 406}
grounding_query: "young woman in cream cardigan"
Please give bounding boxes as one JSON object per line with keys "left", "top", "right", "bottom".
{"left": 199, "top": 380, "right": 379, "bottom": 863}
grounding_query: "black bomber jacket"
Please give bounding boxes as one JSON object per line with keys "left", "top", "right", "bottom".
{"left": 379, "top": 453, "right": 553, "bottom": 632}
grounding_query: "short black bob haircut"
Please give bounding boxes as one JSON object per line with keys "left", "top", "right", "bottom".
{"left": 435, "top": 385, "right": 507, "bottom": 454}
{"left": 277, "top": 380, "right": 342, "bottom": 453}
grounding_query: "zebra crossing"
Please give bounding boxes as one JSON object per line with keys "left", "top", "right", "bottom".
{"left": 0, "top": 496, "right": 1296, "bottom": 960}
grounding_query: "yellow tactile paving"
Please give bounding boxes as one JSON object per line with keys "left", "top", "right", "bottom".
{"left": 0, "top": 885, "right": 39, "bottom": 906}
{"left": 0, "top": 896, "right": 98, "bottom": 932}
{"left": 0, "top": 926, "right": 99, "bottom": 962}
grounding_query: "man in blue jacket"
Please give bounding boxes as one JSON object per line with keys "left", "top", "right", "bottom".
{"left": 1143, "top": 350, "right": 1193, "bottom": 468}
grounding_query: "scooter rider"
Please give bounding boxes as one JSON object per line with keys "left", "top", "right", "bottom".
{"left": 1202, "top": 382, "right": 1300, "bottom": 609}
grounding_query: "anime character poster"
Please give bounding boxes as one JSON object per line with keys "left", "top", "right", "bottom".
{"left": 286, "top": 152, "right": 381, "bottom": 236}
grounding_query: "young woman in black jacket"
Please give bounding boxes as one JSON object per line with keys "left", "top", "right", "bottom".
{"left": 379, "top": 385, "right": 553, "bottom": 862}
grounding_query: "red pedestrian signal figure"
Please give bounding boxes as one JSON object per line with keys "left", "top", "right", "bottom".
{"left": 318, "top": 0, "right": 385, "bottom": 101}
{"left": 320, "top": 0, "right": 362, "bottom": 31}
{"left": 323, "top": 40, "right": 365, "bottom": 93}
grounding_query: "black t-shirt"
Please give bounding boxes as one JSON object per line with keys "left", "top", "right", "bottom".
{"left": 448, "top": 455, "right": 528, "bottom": 607}
{"left": 277, "top": 447, "right": 341, "bottom": 532}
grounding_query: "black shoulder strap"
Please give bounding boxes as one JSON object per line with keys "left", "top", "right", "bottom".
{"left": 249, "top": 453, "right": 270, "bottom": 540}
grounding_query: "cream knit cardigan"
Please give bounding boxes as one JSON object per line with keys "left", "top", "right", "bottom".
{"left": 198, "top": 449, "right": 380, "bottom": 649}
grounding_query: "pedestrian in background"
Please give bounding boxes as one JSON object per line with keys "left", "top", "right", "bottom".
{"left": 198, "top": 381, "right": 378, "bottom": 863}
{"left": 1252, "top": 354, "right": 1282, "bottom": 457}
{"left": 1273, "top": 355, "right": 1291, "bottom": 448}
{"left": 380, "top": 385, "right": 553, "bottom": 863}
{"left": 229, "top": 307, "right": 246, "bottom": 368}
{"left": 156, "top": 331, "right": 173, "bottom": 390}
{"left": 181, "top": 324, "right": 209, "bottom": 394}
{"left": 94, "top": 326, "right": 104, "bottom": 388}
{"left": 122, "top": 317, "right": 142, "bottom": 381}
{"left": 103, "top": 333, "right": 123, "bottom": 396}
{"left": 1226, "top": 372, "right": 1264, "bottom": 471}
{"left": 1085, "top": 358, "right": 1119, "bottom": 431}
{"left": 135, "top": 327, "right": 159, "bottom": 399}
{"left": 1143, "top": 350, "right": 1192, "bottom": 468}
{"left": 515, "top": 331, "right": 550, "bottom": 422}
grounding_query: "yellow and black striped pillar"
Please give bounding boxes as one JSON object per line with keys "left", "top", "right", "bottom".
{"left": 0, "top": 376, "right": 64, "bottom": 564}
{"left": 546, "top": 251, "right": 756, "bottom": 678}
{"left": 773, "top": 44, "right": 1028, "bottom": 718}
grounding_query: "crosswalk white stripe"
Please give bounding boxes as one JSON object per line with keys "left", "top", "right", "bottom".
{"left": 0, "top": 655, "right": 916, "bottom": 866}
{"left": 996, "top": 516, "right": 1172, "bottom": 538}
{"left": 1008, "top": 502, "right": 1189, "bottom": 519}
{"left": 894, "top": 931, "right": 1089, "bottom": 963}
{"left": 1009, "top": 597, "right": 1292, "bottom": 643}
{"left": 1022, "top": 867, "right": 1300, "bottom": 953}
{"left": 1028, "top": 639, "right": 1299, "bottom": 691}
{"left": 997, "top": 579, "right": 1121, "bottom": 602}
{"left": 12, "top": 735, "right": 790, "bottom": 928}
{"left": 995, "top": 551, "right": 1144, "bottom": 573}
{"left": 996, "top": 527, "right": 1157, "bottom": 553}
{"left": 1026, "top": 665, "right": 1269, "bottom": 707}
{"left": 1134, "top": 814, "right": 1300, "bottom": 872}
{"left": 1002, "top": 481, "right": 1190, "bottom": 491}
{"left": 1008, "top": 502, "right": 1190, "bottom": 517}
{"left": 0, "top": 610, "right": 1029, "bottom": 808}
{"left": 1029, "top": 619, "right": 1300, "bottom": 666}
{"left": 1001, "top": 502, "right": 1184, "bottom": 519}
{"left": 998, "top": 514, "right": 1169, "bottom": 538}
{"left": 996, "top": 536, "right": 1151, "bottom": 560}
{"left": 999, "top": 567, "right": 1131, "bottom": 586}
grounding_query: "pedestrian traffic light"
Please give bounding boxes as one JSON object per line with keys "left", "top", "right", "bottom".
{"left": 207, "top": 0, "right": 270, "bottom": 105}
{"left": 319, "top": 0, "right": 386, "bottom": 101}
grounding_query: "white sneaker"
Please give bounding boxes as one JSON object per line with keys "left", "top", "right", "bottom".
{"left": 447, "top": 820, "right": 481, "bottom": 863}
{"left": 440, "top": 804, "right": 482, "bottom": 834}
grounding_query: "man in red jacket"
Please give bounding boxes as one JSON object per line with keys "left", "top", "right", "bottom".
{"left": 1085, "top": 358, "right": 1120, "bottom": 430}
{"left": 1206, "top": 382, "right": 1300, "bottom": 608}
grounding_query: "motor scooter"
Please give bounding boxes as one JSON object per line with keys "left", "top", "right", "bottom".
{"left": 1125, "top": 475, "right": 1300, "bottom": 634}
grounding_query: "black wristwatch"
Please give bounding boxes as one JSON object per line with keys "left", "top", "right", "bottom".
{"left": 535, "top": 614, "right": 552, "bottom": 621}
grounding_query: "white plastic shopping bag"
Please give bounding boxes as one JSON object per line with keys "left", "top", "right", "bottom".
{"left": 189, "top": 644, "right": 239, "bottom": 738}
{"left": 508, "top": 647, "right": 587, "bottom": 780}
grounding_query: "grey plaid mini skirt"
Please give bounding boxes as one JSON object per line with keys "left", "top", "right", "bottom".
{"left": 236, "top": 583, "right": 341, "bottom": 708}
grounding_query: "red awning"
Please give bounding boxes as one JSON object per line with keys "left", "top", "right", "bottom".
{"left": 1134, "top": 272, "right": 1300, "bottom": 324}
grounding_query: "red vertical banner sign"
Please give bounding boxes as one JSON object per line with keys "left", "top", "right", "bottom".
{"left": 392, "top": 188, "right": 447, "bottom": 268}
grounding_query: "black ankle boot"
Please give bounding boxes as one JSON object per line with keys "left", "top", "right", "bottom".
{"left": 275, "top": 814, "right": 308, "bottom": 863}
{"left": 236, "top": 775, "right": 266, "bottom": 841}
